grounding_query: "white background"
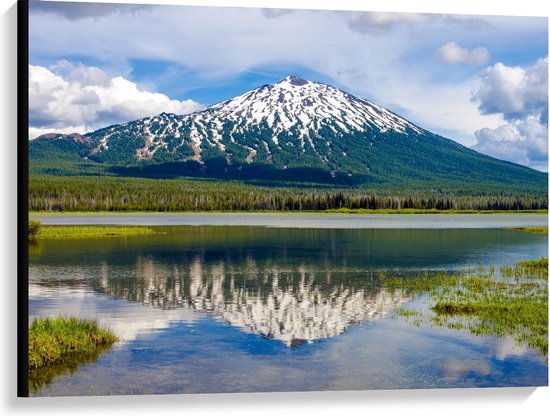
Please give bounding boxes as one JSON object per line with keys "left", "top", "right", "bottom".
{"left": 1, "top": 0, "right": 548, "bottom": 414}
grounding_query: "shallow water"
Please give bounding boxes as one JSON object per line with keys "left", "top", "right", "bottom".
{"left": 28, "top": 222, "right": 548, "bottom": 396}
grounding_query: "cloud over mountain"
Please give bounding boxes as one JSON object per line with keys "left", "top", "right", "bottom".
{"left": 29, "top": 62, "right": 203, "bottom": 139}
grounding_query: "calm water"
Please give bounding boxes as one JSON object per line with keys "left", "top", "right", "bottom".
{"left": 28, "top": 217, "right": 548, "bottom": 396}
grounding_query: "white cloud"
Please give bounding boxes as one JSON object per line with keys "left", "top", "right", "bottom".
{"left": 471, "top": 58, "right": 548, "bottom": 170}
{"left": 50, "top": 59, "right": 111, "bottom": 86}
{"left": 473, "top": 118, "right": 548, "bottom": 171}
{"left": 347, "top": 12, "right": 434, "bottom": 35}
{"left": 28, "top": 62, "right": 204, "bottom": 138}
{"left": 347, "top": 12, "right": 490, "bottom": 36}
{"left": 29, "top": 125, "right": 89, "bottom": 140}
{"left": 472, "top": 58, "right": 548, "bottom": 122}
{"left": 436, "top": 42, "right": 489, "bottom": 66}
{"left": 474, "top": 125, "right": 530, "bottom": 166}
{"left": 29, "top": 1, "right": 151, "bottom": 21}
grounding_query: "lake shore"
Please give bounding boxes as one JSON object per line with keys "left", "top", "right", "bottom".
{"left": 28, "top": 212, "right": 549, "bottom": 229}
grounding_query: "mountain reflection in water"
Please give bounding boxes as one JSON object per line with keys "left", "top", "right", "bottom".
{"left": 33, "top": 254, "right": 408, "bottom": 346}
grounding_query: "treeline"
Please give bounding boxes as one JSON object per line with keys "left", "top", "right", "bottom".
{"left": 28, "top": 175, "right": 548, "bottom": 212}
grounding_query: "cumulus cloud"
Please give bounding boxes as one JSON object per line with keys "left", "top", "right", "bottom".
{"left": 29, "top": 1, "right": 151, "bottom": 20}
{"left": 347, "top": 12, "right": 490, "bottom": 36}
{"left": 473, "top": 121, "right": 547, "bottom": 171}
{"left": 348, "top": 12, "right": 434, "bottom": 35}
{"left": 29, "top": 62, "right": 204, "bottom": 138}
{"left": 49, "top": 59, "right": 110, "bottom": 86}
{"left": 471, "top": 57, "right": 548, "bottom": 170}
{"left": 473, "top": 58, "right": 548, "bottom": 122}
{"left": 436, "top": 42, "right": 490, "bottom": 66}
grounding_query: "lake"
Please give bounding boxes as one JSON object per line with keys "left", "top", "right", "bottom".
{"left": 28, "top": 214, "right": 548, "bottom": 395}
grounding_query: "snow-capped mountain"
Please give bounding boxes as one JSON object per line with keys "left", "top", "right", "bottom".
{"left": 30, "top": 75, "right": 545, "bottom": 187}
{"left": 80, "top": 75, "right": 423, "bottom": 168}
{"left": 184, "top": 75, "right": 421, "bottom": 154}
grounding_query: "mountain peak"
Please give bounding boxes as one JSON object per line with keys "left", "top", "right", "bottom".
{"left": 201, "top": 74, "right": 422, "bottom": 141}
{"left": 282, "top": 75, "right": 309, "bottom": 86}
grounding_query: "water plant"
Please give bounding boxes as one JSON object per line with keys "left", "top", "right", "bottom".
{"left": 389, "top": 258, "right": 548, "bottom": 356}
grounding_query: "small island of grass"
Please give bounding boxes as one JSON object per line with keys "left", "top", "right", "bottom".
{"left": 29, "top": 220, "right": 163, "bottom": 239}
{"left": 29, "top": 316, "right": 118, "bottom": 370}
{"left": 504, "top": 226, "right": 548, "bottom": 234}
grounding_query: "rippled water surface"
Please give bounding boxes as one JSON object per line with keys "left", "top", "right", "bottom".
{"left": 28, "top": 218, "right": 548, "bottom": 396}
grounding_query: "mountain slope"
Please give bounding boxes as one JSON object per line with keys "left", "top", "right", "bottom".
{"left": 29, "top": 76, "right": 547, "bottom": 190}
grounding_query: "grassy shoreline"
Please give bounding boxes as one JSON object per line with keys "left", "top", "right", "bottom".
{"left": 29, "top": 208, "right": 549, "bottom": 215}
{"left": 504, "top": 226, "right": 548, "bottom": 233}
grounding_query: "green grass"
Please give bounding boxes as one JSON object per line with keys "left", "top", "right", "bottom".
{"left": 504, "top": 226, "right": 548, "bottom": 233}
{"left": 325, "top": 208, "right": 548, "bottom": 215}
{"left": 28, "top": 220, "right": 42, "bottom": 240}
{"left": 430, "top": 275, "right": 548, "bottom": 355}
{"left": 28, "top": 316, "right": 118, "bottom": 370}
{"left": 36, "top": 225, "right": 162, "bottom": 239}
{"left": 500, "top": 257, "right": 548, "bottom": 279}
{"left": 387, "top": 258, "right": 548, "bottom": 356}
{"left": 517, "top": 257, "right": 549, "bottom": 270}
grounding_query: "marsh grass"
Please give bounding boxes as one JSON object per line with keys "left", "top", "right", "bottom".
{"left": 517, "top": 257, "right": 548, "bottom": 271}
{"left": 28, "top": 316, "right": 117, "bottom": 370}
{"left": 388, "top": 258, "right": 548, "bottom": 356}
{"left": 500, "top": 257, "right": 548, "bottom": 279}
{"left": 28, "top": 220, "right": 42, "bottom": 240}
{"left": 36, "top": 225, "right": 162, "bottom": 239}
{"left": 504, "top": 226, "right": 548, "bottom": 234}
{"left": 325, "top": 208, "right": 548, "bottom": 215}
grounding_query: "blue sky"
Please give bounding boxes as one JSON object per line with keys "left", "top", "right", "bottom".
{"left": 28, "top": 0, "right": 548, "bottom": 170}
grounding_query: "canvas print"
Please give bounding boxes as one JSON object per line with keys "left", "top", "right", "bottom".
{"left": 22, "top": 0, "right": 548, "bottom": 396}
